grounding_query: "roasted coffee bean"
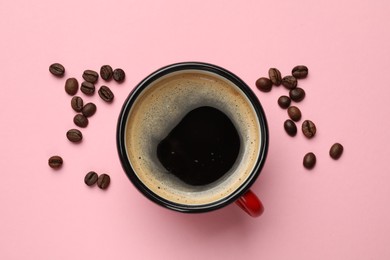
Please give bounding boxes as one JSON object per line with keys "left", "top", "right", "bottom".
{"left": 82, "top": 70, "right": 99, "bottom": 83}
{"left": 303, "top": 152, "right": 316, "bottom": 169}
{"left": 268, "top": 68, "right": 282, "bottom": 86}
{"left": 255, "top": 77, "right": 272, "bottom": 92}
{"left": 302, "top": 120, "right": 316, "bottom": 138}
{"left": 292, "top": 65, "right": 308, "bottom": 79}
{"left": 278, "top": 95, "right": 291, "bottom": 109}
{"left": 330, "top": 143, "right": 344, "bottom": 159}
{"left": 73, "top": 114, "right": 89, "bottom": 128}
{"left": 82, "top": 102, "right": 97, "bottom": 117}
{"left": 48, "top": 155, "right": 63, "bottom": 169}
{"left": 64, "top": 78, "right": 79, "bottom": 96}
{"left": 113, "top": 68, "right": 125, "bottom": 82}
{"left": 97, "top": 174, "right": 110, "bottom": 189}
{"left": 287, "top": 106, "right": 302, "bottom": 121}
{"left": 289, "top": 87, "right": 306, "bottom": 102}
{"left": 49, "top": 63, "right": 65, "bottom": 77}
{"left": 71, "top": 96, "right": 84, "bottom": 112}
{"left": 284, "top": 119, "right": 297, "bottom": 137}
{"left": 80, "top": 81, "right": 95, "bottom": 96}
{"left": 66, "top": 129, "right": 82, "bottom": 142}
{"left": 282, "top": 75, "right": 297, "bottom": 90}
{"left": 100, "top": 65, "right": 113, "bottom": 81}
{"left": 84, "top": 171, "right": 98, "bottom": 186}
{"left": 98, "top": 85, "right": 114, "bottom": 102}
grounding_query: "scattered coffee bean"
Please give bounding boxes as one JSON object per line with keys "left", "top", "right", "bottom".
{"left": 113, "top": 68, "right": 125, "bottom": 82}
{"left": 254, "top": 67, "right": 342, "bottom": 170}
{"left": 73, "top": 114, "right": 89, "bottom": 128}
{"left": 255, "top": 77, "right": 272, "bottom": 92}
{"left": 287, "top": 106, "right": 302, "bottom": 121}
{"left": 330, "top": 143, "right": 344, "bottom": 160}
{"left": 278, "top": 95, "right": 291, "bottom": 109}
{"left": 82, "top": 102, "right": 97, "bottom": 117}
{"left": 80, "top": 81, "right": 95, "bottom": 96}
{"left": 84, "top": 171, "right": 98, "bottom": 186}
{"left": 268, "top": 68, "right": 282, "bottom": 86}
{"left": 282, "top": 75, "right": 297, "bottom": 90}
{"left": 71, "top": 96, "right": 84, "bottom": 112}
{"left": 97, "top": 174, "right": 110, "bottom": 189}
{"left": 48, "top": 155, "right": 63, "bottom": 169}
{"left": 303, "top": 152, "right": 316, "bottom": 169}
{"left": 100, "top": 65, "right": 113, "bottom": 81}
{"left": 284, "top": 119, "right": 297, "bottom": 137}
{"left": 65, "top": 78, "right": 79, "bottom": 96}
{"left": 302, "top": 120, "right": 316, "bottom": 138}
{"left": 49, "top": 63, "right": 65, "bottom": 77}
{"left": 82, "top": 70, "right": 99, "bottom": 83}
{"left": 98, "top": 85, "right": 114, "bottom": 102}
{"left": 66, "top": 129, "right": 83, "bottom": 142}
{"left": 289, "top": 87, "right": 306, "bottom": 102}
{"left": 292, "top": 65, "right": 308, "bottom": 79}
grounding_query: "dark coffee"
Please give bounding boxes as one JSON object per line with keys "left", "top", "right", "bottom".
{"left": 157, "top": 106, "right": 240, "bottom": 186}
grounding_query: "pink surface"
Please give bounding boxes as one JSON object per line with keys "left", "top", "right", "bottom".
{"left": 1, "top": 0, "right": 390, "bottom": 259}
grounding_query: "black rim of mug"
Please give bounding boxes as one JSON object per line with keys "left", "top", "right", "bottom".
{"left": 117, "top": 62, "right": 269, "bottom": 213}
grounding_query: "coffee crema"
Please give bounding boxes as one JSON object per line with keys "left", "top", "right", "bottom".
{"left": 125, "top": 70, "right": 262, "bottom": 205}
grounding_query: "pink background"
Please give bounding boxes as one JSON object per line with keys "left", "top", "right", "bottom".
{"left": 1, "top": 0, "right": 390, "bottom": 259}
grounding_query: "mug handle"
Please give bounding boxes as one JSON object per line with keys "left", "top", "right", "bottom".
{"left": 235, "top": 189, "right": 264, "bottom": 217}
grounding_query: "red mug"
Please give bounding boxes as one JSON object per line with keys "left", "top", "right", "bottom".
{"left": 117, "top": 62, "right": 268, "bottom": 217}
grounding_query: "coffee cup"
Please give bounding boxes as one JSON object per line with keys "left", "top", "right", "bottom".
{"left": 117, "top": 62, "right": 269, "bottom": 217}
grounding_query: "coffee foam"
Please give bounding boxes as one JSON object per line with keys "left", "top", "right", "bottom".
{"left": 125, "top": 70, "right": 261, "bottom": 205}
